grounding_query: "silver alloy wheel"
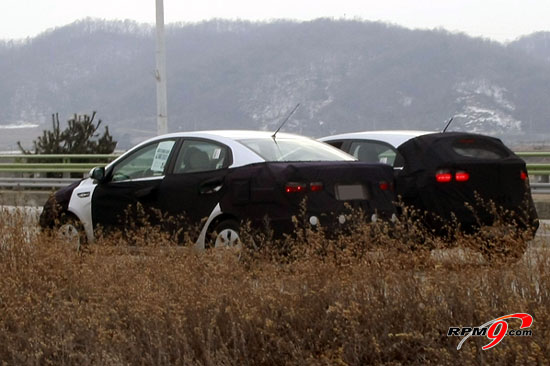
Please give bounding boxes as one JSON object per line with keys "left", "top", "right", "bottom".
{"left": 57, "top": 222, "right": 83, "bottom": 251}
{"left": 214, "top": 228, "right": 241, "bottom": 248}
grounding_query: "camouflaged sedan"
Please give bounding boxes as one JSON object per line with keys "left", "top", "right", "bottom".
{"left": 41, "top": 130, "right": 397, "bottom": 248}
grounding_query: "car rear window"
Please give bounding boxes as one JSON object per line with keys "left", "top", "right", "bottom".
{"left": 451, "top": 138, "right": 509, "bottom": 159}
{"left": 238, "top": 138, "right": 355, "bottom": 162}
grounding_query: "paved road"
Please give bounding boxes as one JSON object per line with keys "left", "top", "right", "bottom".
{"left": 535, "top": 219, "right": 550, "bottom": 238}
{"left": 2, "top": 205, "right": 547, "bottom": 268}
{"left": 0, "top": 206, "right": 550, "bottom": 237}
{"left": 1, "top": 205, "right": 41, "bottom": 224}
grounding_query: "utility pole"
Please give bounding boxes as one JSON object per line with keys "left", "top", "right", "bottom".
{"left": 155, "top": 0, "right": 168, "bottom": 135}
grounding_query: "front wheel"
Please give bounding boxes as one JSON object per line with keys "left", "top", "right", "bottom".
{"left": 209, "top": 219, "right": 241, "bottom": 249}
{"left": 57, "top": 215, "right": 87, "bottom": 251}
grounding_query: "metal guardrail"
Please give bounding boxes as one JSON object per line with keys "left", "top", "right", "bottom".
{"left": 0, "top": 154, "right": 118, "bottom": 191}
{"left": 0, "top": 154, "right": 118, "bottom": 159}
{"left": 530, "top": 184, "right": 550, "bottom": 194}
{"left": 0, "top": 177, "right": 80, "bottom": 189}
{"left": 0, "top": 152, "right": 549, "bottom": 192}
{"left": 0, "top": 154, "right": 119, "bottom": 174}
{"left": 516, "top": 152, "right": 550, "bottom": 191}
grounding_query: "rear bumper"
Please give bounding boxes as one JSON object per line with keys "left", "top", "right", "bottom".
{"left": 409, "top": 197, "right": 539, "bottom": 237}
{"left": 247, "top": 207, "right": 396, "bottom": 237}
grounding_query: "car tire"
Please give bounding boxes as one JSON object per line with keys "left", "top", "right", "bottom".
{"left": 209, "top": 219, "right": 241, "bottom": 249}
{"left": 57, "top": 215, "right": 87, "bottom": 251}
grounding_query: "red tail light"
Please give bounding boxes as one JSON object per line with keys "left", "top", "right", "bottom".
{"left": 520, "top": 171, "right": 528, "bottom": 180}
{"left": 455, "top": 171, "right": 470, "bottom": 182}
{"left": 309, "top": 182, "right": 324, "bottom": 192}
{"left": 435, "top": 170, "right": 452, "bottom": 183}
{"left": 285, "top": 182, "right": 306, "bottom": 193}
{"left": 379, "top": 181, "right": 390, "bottom": 191}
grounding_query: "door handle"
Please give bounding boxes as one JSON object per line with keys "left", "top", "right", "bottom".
{"left": 135, "top": 186, "right": 157, "bottom": 198}
{"left": 200, "top": 180, "right": 223, "bottom": 194}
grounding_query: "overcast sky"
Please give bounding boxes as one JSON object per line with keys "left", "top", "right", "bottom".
{"left": 1, "top": 0, "right": 549, "bottom": 42}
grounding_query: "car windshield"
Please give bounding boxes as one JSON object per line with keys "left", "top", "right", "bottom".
{"left": 238, "top": 137, "right": 355, "bottom": 162}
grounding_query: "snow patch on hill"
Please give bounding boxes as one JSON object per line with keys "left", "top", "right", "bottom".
{"left": 453, "top": 79, "right": 522, "bottom": 134}
{"left": 241, "top": 62, "right": 340, "bottom": 134}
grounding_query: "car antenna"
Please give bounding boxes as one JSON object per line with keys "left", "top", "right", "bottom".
{"left": 272, "top": 103, "right": 300, "bottom": 139}
{"left": 442, "top": 116, "right": 454, "bottom": 133}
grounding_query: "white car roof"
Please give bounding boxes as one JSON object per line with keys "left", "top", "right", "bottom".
{"left": 109, "top": 130, "right": 352, "bottom": 170}
{"left": 130, "top": 130, "right": 318, "bottom": 151}
{"left": 320, "top": 130, "right": 434, "bottom": 148}
{"left": 156, "top": 130, "right": 307, "bottom": 140}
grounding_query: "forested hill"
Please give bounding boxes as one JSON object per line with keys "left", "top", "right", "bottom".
{"left": 1, "top": 18, "right": 550, "bottom": 148}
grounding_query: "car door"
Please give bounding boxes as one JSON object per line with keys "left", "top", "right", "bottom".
{"left": 91, "top": 138, "right": 178, "bottom": 231}
{"left": 157, "top": 138, "right": 233, "bottom": 228}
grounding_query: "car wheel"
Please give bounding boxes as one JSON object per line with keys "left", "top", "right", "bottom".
{"left": 210, "top": 219, "right": 241, "bottom": 249}
{"left": 57, "top": 215, "right": 87, "bottom": 251}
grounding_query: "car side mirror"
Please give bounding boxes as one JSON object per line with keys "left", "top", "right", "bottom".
{"left": 89, "top": 167, "right": 105, "bottom": 182}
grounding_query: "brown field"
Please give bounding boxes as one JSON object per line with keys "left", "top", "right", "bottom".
{"left": 0, "top": 208, "right": 548, "bottom": 365}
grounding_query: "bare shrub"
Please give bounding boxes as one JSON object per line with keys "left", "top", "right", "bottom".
{"left": 0, "top": 207, "right": 547, "bottom": 365}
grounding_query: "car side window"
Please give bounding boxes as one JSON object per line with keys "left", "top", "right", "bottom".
{"left": 349, "top": 141, "right": 399, "bottom": 166}
{"left": 174, "top": 140, "right": 230, "bottom": 174}
{"left": 325, "top": 140, "right": 344, "bottom": 149}
{"left": 111, "top": 140, "right": 176, "bottom": 182}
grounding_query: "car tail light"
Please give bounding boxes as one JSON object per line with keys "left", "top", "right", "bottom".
{"left": 309, "top": 182, "right": 324, "bottom": 192}
{"left": 379, "top": 181, "right": 391, "bottom": 191}
{"left": 435, "top": 170, "right": 452, "bottom": 183}
{"left": 520, "top": 171, "right": 528, "bottom": 181}
{"left": 455, "top": 171, "right": 470, "bottom": 182}
{"left": 285, "top": 182, "right": 306, "bottom": 193}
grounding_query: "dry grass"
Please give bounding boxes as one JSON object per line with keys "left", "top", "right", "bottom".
{"left": 0, "top": 207, "right": 548, "bottom": 365}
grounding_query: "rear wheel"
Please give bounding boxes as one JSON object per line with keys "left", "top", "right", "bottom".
{"left": 209, "top": 219, "right": 241, "bottom": 249}
{"left": 57, "top": 215, "right": 87, "bottom": 251}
